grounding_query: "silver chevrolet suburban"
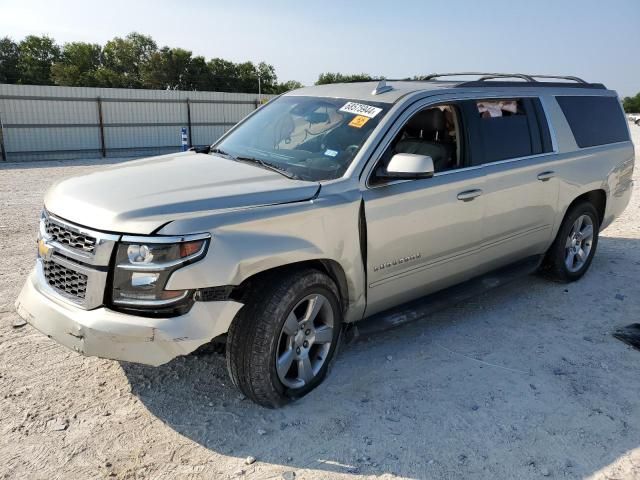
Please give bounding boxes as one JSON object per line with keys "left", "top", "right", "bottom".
{"left": 16, "top": 73, "right": 634, "bottom": 407}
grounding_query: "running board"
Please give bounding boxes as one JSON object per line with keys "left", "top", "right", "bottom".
{"left": 351, "top": 255, "right": 543, "bottom": 339}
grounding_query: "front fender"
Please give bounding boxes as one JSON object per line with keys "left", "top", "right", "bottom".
{"left": 161, "top": 190, "right": 366, "bottom": 322}
{"left": 166, "top": 230, "right": 325, "bottom": 289}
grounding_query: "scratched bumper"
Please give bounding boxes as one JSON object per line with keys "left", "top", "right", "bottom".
{"left": 15, "top": 269, "right": 243, "bottom": 366}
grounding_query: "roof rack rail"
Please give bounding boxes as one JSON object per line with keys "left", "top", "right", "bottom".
{"left": 527, "top": 74, "right": 587, "bottom": 84}
{"left": 423, "top": 72, "right": 588, "bottom": 84}
{"left": 423, "top": 72, "right": 537, "bottom": 82}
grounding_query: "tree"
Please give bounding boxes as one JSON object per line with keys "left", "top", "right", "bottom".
{"left": 3, "top": 31, "right": 302, "bottom": 92}
{"left": 256, "top": 62, "right": 279, "bottom": 94}
{"left": 0, "top": 37, "right": 20, "bottom": 83}
{"left": 316, "top": 72, "right": 374, "bottom": 85}
{"left": 17, "top": 35, "right": 60, "bottom": 85}
{"left": 184, "top": 56, "right": 210, "bottom": 91}
{"left": 51, "top": 42, "right": 101, "bottom": 87}
{"left": 141, "top": 47, "right": 194, "bottom": 90}
{"left": 101, "top": 32, "right": 157, "bottom": 88}
{"left": 204, "top": 60, "right": 279, "bottom": 94}
{"left": 235, "top": 61, "right": 262, "bottom": 93}
{"left": 274, "top": 80, "right": 303, "bottom": 94}
{"left": 207, "top": 57, "right": 240, "bottom": 92}
{"left": 622, "top": 93, "right": 640, "bottom": 113}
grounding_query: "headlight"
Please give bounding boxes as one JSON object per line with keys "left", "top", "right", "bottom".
{"left": 111, "top": 233, "right": 210, "bottom": 310}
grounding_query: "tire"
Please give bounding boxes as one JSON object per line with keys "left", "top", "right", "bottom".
{"left": 226, "top": 268, "right": 343, "bottom": 408}
{"left": 543, "top": 202, "right": 600, "bottom": 282}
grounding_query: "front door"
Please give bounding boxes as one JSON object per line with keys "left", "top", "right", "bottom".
{"left": 362, "top": 102, "right": 487, "bottom": 317}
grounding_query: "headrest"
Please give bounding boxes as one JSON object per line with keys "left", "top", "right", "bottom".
{"left": 406, "top": 108, "right": 445, "bottom": 132}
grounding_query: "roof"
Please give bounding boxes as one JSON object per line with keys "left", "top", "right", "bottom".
{"left": 286, "top": 81, "right": 458, "bottom": 103}
{"left": 285, "top": 76, "right": 609, "bottom": 104}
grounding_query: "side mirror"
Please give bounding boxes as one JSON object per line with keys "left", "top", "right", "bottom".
{"left": 384, "top": 153, "right": 435, "bottom": 179}
{"left": 189, "top": 145, "right": 211, "bottom": 154}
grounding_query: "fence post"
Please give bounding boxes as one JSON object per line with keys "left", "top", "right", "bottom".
{"left": 97, "top": 97, "right": 106, "bottom": 158}
{"left": 186, "top": 98, "right": 193, "bottom": 147}
{"left": 0, "top": 110, "right": 6, "bottom": 162}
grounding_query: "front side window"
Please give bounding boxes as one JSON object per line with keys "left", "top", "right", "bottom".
{"left": 213, "top": 96, "right": 390, "bottom": 181}
{"left": 371, "top": 104, "right": 463, "bottom": 183}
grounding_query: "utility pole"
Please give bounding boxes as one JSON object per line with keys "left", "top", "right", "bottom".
{"left": 0, "top": 110, "right": 7, "bottom": 162}
{"left": 96, "top": 97, "right": 107, "bottom": 158}
{"left": 258, "top": 74, "right": 262, "bottom": 104}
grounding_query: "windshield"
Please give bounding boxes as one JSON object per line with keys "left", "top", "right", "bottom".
{"left": 212, "top": 96, "right": 391, "bottom": 181}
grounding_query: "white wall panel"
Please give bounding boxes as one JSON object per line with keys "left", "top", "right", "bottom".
{"left": 0, "top": 84, "right": 273, "bottom": 161}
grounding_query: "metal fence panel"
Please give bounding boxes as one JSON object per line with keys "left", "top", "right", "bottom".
{"left": 0, "top": 84, "right": 271, "bottom": 162}
{"left": 6, "top": 126, "right": 101, "bottom": 152}
{"left": 192, "top": 125, "right": 230, "bottom": 147}
{"left": 102, "top": 100, "right": 187, "bottom": 124}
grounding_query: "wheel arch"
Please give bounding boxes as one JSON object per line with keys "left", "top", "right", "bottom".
{"left": 567, "top": 189, "right": 607, "bottom": 227}
{"left": 231, "top": 259, "right": 350, "bottom": 314}
{"left": 549, "top": 188, "right": 606, "bottom": 251}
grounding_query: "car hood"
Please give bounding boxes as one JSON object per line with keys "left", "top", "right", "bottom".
{"left": 44, "top": 152, "right": 320, "bottom": 234}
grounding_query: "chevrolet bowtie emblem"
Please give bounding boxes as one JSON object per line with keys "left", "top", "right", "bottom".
{"left": 38, "top": 238, "right": 54, "bottom": 260}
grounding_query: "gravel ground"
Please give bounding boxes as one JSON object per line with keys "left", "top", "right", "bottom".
{"left": 1, "top": 127, "right": 639, "bottom": 480}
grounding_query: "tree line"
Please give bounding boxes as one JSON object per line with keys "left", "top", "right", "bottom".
{"left": 2, "top": 38, "right": 638, "bottom": 105}
{"left": 316, "top": 73, "right": 640, "bottom": 114}
{"left": 0, "top": 33, "right": 303, "bottom": 94}
{"left": 622, "top": 93, "right": 640, "bottom": 113}
{"left": 0, "top": 36, "right": 380, "bottom": 93}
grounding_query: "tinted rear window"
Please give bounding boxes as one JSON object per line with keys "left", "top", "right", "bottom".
{"left": 556, "top": 96, "right": 629, "bottom": 148}
{"left": 476, "top": 99, "right": 533, "bottom": 162}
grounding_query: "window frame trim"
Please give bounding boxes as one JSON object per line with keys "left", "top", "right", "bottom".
{"left": 364, "top": 94, "right": 559, "bottom": 190}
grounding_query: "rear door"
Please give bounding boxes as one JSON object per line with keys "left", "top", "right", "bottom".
{"left": 465, "top": 97, "right": 559, "bottom": 269}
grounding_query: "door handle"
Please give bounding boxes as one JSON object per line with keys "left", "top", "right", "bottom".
{"left": 457, "top": 189, "right": 483, "bottom": 202}
{"left": 537, "top": 171, "right": 555, "bottom": 182}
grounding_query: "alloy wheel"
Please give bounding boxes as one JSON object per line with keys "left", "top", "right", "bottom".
{"left": 564, "top": 214, "right": 594, "bottom": 273}
{"left": 275, "top": 294, "right": 334, "bottom": 389}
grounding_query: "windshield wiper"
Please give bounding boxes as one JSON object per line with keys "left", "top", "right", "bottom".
{"left": 211, "top": 148, "right": 300, "bottom": 180}
{"left": 210, "top": 147, "right": 235, "bottom": 160}
{"left": 236, "top": 156, "right": 300, "bottom": 180}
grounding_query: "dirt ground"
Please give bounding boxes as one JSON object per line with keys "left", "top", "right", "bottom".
{"left": 1, "top": 126, "right": 639, "bottom": 480}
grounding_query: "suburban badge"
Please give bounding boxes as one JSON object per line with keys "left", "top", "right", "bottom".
{"left": 374, "top": 253, "right": 422, "bottom": 272}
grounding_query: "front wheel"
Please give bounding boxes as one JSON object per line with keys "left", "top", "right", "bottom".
{"left": 226, "top": 269, "right": 342, "bottom": 408}
{"left": 542, "top": 202, "right": 600, "bottom": 282}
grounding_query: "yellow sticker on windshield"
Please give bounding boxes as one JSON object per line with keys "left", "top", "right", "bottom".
{"left": 349, "top": 115, "right": 370, "bottom": 128}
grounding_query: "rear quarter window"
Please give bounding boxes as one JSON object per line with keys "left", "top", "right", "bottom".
{"left": 556, "top": 96, "right": 629, "bottom": 148}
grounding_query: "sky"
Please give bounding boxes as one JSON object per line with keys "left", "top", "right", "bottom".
{"left": 1, "top": 0, "right": 639, "bottom": 96}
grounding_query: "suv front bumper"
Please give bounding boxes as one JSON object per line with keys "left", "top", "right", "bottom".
{"left": 15, "top": 268, "right": 243, "bottom": 366}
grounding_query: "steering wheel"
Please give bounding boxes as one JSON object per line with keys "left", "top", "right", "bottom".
{"left": 344, "top": 144, "right": 359, "bottom": 155}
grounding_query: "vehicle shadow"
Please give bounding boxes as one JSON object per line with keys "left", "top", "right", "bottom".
{"left": 122, "top": 235, "right": 640, "bottom": 478}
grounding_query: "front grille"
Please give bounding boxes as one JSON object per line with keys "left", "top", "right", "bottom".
{"left": 43, "top": 259, "right": 88, "bottom": 300}
{"left": 45, "top": 217, "right": 96, "bottom": 253}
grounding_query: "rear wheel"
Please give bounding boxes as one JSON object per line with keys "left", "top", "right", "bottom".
{"left": 226, "top": 269, "right": 342, "bottom": 407}
{"left": 543, "top": 202, "right": 600, "bottom": 282}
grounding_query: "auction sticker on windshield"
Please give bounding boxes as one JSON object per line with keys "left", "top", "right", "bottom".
{"left": 348, "top": 115, "right": 370, "bottom": 128}
{"left": 339, "top": 102, "right": 382, "bottom": 118}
